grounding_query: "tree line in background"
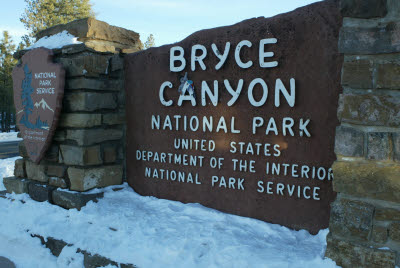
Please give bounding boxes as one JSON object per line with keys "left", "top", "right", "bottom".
{"left": 0, "top": 32, "right": 20, "bottom": 132}
{"left": 0, "top": 0, "right": 156, "bottom": 132}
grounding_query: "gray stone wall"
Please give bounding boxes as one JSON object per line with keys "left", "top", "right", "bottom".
{"left": 13, "top": 19, "right": 142, "bottom": 192}
{"left": 325, "top": 0, "right": 400, "bottom": 267}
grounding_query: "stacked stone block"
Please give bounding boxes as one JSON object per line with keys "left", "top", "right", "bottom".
{"left": 325, "top": 0, "right": 400, "bottom": 267}
{"left": 6, "top": 19, "right": 141, "bottom": 208}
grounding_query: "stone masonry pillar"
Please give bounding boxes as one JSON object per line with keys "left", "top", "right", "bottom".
{"left": 9, "top": 19, "right": 142, "bottom": 200}
{"left": 325, "top": 0, "right": 400, "bottom": 267}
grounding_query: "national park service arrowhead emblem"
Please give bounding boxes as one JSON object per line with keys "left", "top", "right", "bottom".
{"left": 12, "top": 48, "right": 65, "bottom": 163}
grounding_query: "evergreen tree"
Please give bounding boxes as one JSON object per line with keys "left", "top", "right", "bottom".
{"left": 18, "top": 35, "right": 32, "bottom": 51}
{"left": 20, "top": 0, "right": 95, "bottom": 39}
{"left": 0, "top": 31, "right": 17, "bottom": 132}
{"left": 144, "top": 34, "right": 155, "bottom": 49}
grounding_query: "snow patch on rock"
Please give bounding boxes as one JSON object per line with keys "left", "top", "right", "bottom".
{"left": 28, "top": 30, "right": 82, "bottom": 50}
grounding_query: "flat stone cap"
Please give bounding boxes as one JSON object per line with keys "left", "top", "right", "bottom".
{"left": 36, "top": 18, "right": 142, "bottom": 53}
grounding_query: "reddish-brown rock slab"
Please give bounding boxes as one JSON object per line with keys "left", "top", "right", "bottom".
{"left": 125, "top": 0, "right": 342, "bottom": 234}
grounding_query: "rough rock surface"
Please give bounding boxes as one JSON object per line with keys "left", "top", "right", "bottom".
{"left": 36, "top": 18, "right": 143, "bottom": 53}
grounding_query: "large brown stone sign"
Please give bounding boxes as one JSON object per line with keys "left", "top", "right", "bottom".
{"left": 125, "top": 0, "right": 342, "bottom": 233}
{"left": 12, "top": 48, "right": 65, "bottom": 163}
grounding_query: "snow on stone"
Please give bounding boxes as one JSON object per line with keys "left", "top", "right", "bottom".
{"left": 0, "top": 156, "right": 21, "bottom": 190}
{"left": 28, "top": 30, "right": 82, "bottom": 50}
{"left": 0, "top": 131, "right": 22, "bottom": 142}
{"left": 0, "top": 180, "right": 339, "bottom": 268}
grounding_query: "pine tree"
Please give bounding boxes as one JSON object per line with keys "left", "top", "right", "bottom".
{"left": 20, "top": 0, "right": 95, "bottom": 39}
{"left": 0, "top": 31, "right": 17, "bottom": 132}
{"left": 18, "top": 35, "right": 32, "bottom": 51}
{"left": 144, "top": 34, "right": 155, "bottom": 49}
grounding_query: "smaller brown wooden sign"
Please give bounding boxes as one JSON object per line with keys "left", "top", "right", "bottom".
{"left": 12, "top": 48, "right": 65, "bottom": 163}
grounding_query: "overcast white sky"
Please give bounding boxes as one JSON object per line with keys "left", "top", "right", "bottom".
{"left": 0, "top": 0, "right": 321, "bottom": 47}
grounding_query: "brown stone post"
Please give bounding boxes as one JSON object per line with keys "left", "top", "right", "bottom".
{"left": 325, "top": 0, "right": 400, "bottom": 267}
{"left": 6, "top": 18, "right": 142, "bottom": 207}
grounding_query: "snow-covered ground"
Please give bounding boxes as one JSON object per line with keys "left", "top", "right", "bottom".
{"left": 0, "top": 158, "right": 338, "bottom": 268}
{"left": 0, "top": 131, "right": 22, "bottom": 190}
{"left": 0, "top": 131, "right": 22, "bottom": 142}
{"left": 0, "top": 156, "right": 21, "bottom": 190}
